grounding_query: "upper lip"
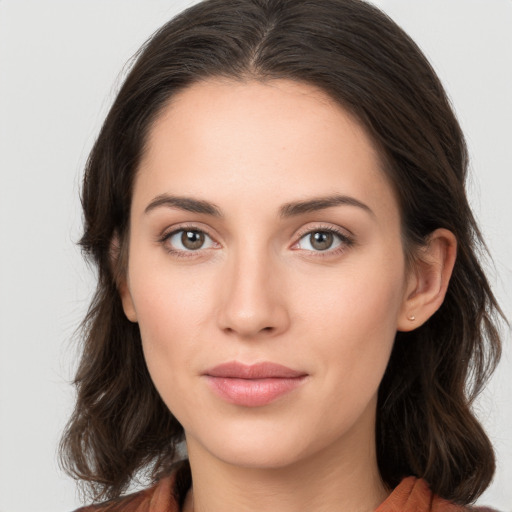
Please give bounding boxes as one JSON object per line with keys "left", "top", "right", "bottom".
{"left": 204, "top": 361, "right": 307, "bottom": 379}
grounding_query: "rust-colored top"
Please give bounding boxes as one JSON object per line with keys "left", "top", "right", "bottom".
{"left": 74, "top": 472, "right": 497, "bottom": 512}
{"left": 375, "top": 477, "right": 494, "bottom": 512}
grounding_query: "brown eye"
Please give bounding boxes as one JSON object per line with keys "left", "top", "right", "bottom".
{"left": 296, "top": 229, "right": 348, "bottom": 253}
{"left": 309, "top": 231, "right": 334, "bottom": 251}
{"left": 165, "top": 229, "right": 216, "bottom": 253}
{"left": 181, "top": 230, "right": 205, "bottom": 250}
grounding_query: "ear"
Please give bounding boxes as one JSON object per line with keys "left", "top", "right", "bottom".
{"left": 119, "top": 278, "right": 138, "bottom": 323}
{"left": 110, "top": 235, "right": 138, "bottom": 323}
{"left": 397, "top": 228, "right": 457, "bottom": 332}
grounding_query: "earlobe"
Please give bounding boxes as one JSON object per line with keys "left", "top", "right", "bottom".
{"left": 397, "top": 228, "right": 457, "bottom": 332}
{"left": 119, "top": 279, "right": 138, "bottom": 323}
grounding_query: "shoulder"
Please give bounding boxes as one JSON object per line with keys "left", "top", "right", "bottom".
{"left": 72, "top": 488, "right": 149, "bottom": 512}
{"left": 377, "top": 477, "right": 501, "bottom": 512}
{"left": 72, "top": 474, "right": 179, "bottom": 512}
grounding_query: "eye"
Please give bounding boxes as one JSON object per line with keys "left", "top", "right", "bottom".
{"left": 165, "top": 229, "right": 216, "bottom": 252}
{"left": 296, "top": 229, "right": 350, "bottom": 252}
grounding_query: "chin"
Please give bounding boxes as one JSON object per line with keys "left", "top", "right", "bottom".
{"left": 185, "top": 413, "right": 336, "bottom": 471}
{"left": 211, "top": 442, "right": 308, "bottom": 470}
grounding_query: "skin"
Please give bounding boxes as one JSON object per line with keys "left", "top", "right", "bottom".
{"left": 120, "top": 79, "right": 456, "bottom": 512}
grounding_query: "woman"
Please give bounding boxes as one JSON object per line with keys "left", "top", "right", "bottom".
{"left": 61, "top": 0, "right": 504, "bottom": 510}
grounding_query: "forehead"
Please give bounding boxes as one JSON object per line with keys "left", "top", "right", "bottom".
{"left": 134, "top": 78, "right": 398, "bottom": 225}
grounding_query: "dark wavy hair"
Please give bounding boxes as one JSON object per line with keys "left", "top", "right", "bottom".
{"left": 60, "top": 0, "right": 504, "bottom": 505}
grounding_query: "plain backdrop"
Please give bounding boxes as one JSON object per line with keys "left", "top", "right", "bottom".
{"left": 0, "top": 1, "right": 510, "bottom": 511}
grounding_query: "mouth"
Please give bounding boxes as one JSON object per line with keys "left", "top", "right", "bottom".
{"left": 203, "top": 362, "right": 308, "bottom": 407}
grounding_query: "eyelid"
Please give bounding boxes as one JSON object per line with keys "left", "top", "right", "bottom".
{"left": 158, "top": 223, "right": 221, "bottom": 256}
{"left": 291, "top": 224, "right": 355, "bottom": 254}
{"left": 156, "top": 222, "right": 354, "bottom": 257}
{"left": 158, "top": 222, "right": 217, "bottom": 240}
{"left": 294, "top": 222, "right": 353, "bottom": 240}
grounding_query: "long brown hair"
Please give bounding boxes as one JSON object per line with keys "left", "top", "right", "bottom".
{"left": 60, "top": 0, "right": 504, "bottom": 504}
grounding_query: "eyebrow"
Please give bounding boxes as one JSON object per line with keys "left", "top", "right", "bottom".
{"left": 144, "top": 194, "right": 223, "bottom": 216}
{"left": 144, "top": 193, "right": 374, "bottom": 218}
{"left": 279, "top": 194, "right": 375, "bottom": 218}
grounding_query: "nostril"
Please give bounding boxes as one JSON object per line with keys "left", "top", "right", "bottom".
{"left": 223, "top": 325, "right": 274, "bottom": 336}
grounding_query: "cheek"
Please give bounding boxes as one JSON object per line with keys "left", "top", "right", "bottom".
{"left": 293, "top": 254, "right": 405, "bottom": 387}
{"left": 126, "top": 249, "right": 214, "bottom": 380}
{"left": 133, "top": 280, "right": 211, "bottom": 361}
{"left": 130, "top": 271, "right": 210, "bottom": 427}
{"left": 296, "top": 255, "right": 405, "bottom": 335}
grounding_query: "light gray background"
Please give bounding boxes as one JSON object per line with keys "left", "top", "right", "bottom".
{"left": 0, "top": 1, "right": 510, "bottom": 511}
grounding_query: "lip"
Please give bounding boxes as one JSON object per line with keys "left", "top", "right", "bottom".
{"left": 203, "top": 362, "right": 308, "bottom": 407}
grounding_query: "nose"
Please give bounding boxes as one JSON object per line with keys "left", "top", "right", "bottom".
{"left": 216, "top": 248, "right": 290, "bottom": 339}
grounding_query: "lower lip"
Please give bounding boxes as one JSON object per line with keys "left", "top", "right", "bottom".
{"left": 205, "top": 376, "right": 306, "bottom": 407}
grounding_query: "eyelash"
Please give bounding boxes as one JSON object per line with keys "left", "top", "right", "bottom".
{"left": 158, "top": 224, "right": 218, "bottom": 259}
{"left": 158, "top": 224, "right": 355, "bottom": 259}
{"left": 293, "top": 225, "right": 355, "bottom": 258}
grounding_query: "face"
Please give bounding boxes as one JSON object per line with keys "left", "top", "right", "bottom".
{"left": 121, "top": 79, "right": 413, "bottom": 470}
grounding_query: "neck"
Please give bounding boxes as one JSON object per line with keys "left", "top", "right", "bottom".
{"left": 183, "top": 418, "right": 389, "bottom": 512}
